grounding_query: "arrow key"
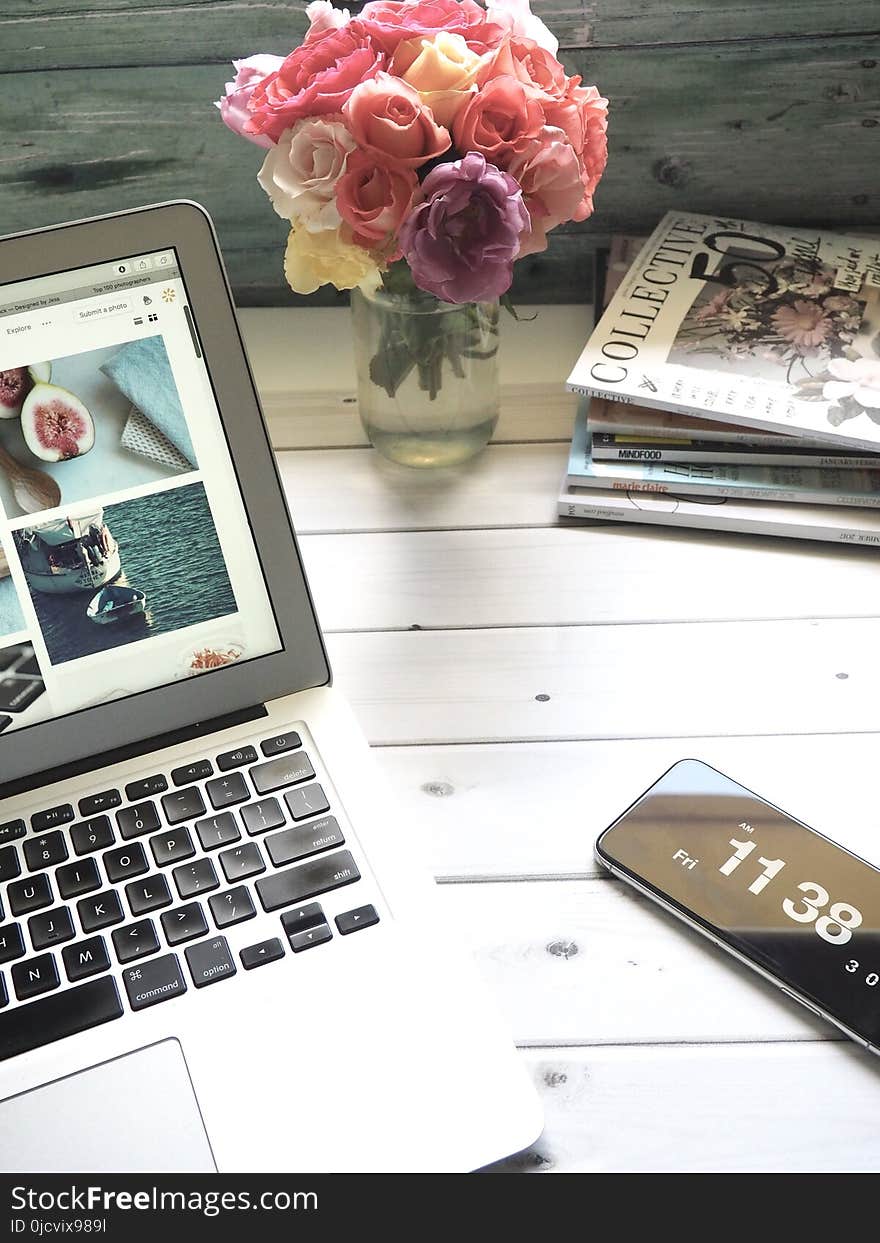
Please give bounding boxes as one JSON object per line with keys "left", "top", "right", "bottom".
{"left": 288, "top": 921, "right": 332, "bottom": 954}
{"left": 240, "top": 937, "right": 285, "bottom": 970}
{"left": 335, "top": 904, "right": 380, "bottom": 937}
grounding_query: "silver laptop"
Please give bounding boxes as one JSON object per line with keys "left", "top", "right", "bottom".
{"left": 0, "top": 202, "right": 541, "bottom": 1172}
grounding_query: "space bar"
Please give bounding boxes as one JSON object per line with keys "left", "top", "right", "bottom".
{"left": 0, "top": 978, "right": 123, "bottom": 1063}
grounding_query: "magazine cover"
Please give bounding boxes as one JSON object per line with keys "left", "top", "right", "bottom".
{"left": 567, "top": 213, "right": 880, "bottom": 451}
{"left": 557, "top": 484, "right": 880, "bottom": 547}
{"left": 566, "top": 405, "right": 880, "bottom": 506}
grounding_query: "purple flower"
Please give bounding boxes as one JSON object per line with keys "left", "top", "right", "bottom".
{"left": 399, "top": 152, "right": 530, "bottom": 303}
{"left": 215, "top": 55, "right": 284, "bottom": 149}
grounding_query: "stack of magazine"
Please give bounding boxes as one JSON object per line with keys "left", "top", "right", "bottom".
{"left": 562, "top": 213, "right": 880, "bottom": 545}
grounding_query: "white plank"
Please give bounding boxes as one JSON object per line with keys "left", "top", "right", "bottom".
{"left": 445, "top": 877, "right": 825, "bottom": 1046}
{"left": 280, "top": 443, "right": 566, "bottom": 533}
{"left": 376, "top": 733, "right": 880, "bottom": 881}
{"left": 300, "top": 526, "right": 880, "bottom": 631}
{"left": 326, "top": 619, "right": 880, "bottom": 744}
{"left": 242, "top": 306, "right": 588, "bottom": 448}
{"left": 489, "top": 1043, "right": 880, "bottom": 1172}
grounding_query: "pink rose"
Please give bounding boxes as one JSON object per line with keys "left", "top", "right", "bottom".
{"left": 245, "top": 22, "right": 385, "bottom": 143}
{"left": 477, "top": 35, "right": 566, "bottom": 103}
{"left": 359, "top": 0, "right": 509, "bottom": 56}
{"left": 344, "top": 71, "right": 450, "bottom": 166}
{"left": 258, "top": 117, "right": 356, "bottom": 228}
{"left": 542, "top": 79, "right": 608, "bottom": 215}
{"left": 453, "top": 73, "right": 545, "bottom": 166}
{"left": 506, "top": 127, "right": 585, "bottom": 256}
{"left": 486, "top": 0, "right": 559, "bottom": 56}
{"left": 335, "top": 150, "right": 420, "bottom": 255}
{"left": 215, "top": 55, "right": 285, "bottom": 148}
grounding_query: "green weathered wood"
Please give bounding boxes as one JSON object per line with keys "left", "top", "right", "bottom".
{"left": 1, "top": 0, "right": 878, "bottom": 72}
{"left": 0, "top": 36, "right": 876, "bottom": 303}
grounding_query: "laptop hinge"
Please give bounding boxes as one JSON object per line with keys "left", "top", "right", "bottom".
{"left": 0, "top": 703, "right": 268, "bottom": 802}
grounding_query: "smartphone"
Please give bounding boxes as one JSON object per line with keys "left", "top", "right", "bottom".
{"left": 595, "top": 758, "right": 880, "bottom": 1052}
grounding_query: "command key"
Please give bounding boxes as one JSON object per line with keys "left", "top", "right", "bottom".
{"left": 123, "top": 953, "right": 187, "bottom": 1011}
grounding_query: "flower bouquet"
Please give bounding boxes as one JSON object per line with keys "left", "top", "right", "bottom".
{"left": 217, "top": 0, "right": 608, "bottom": 463}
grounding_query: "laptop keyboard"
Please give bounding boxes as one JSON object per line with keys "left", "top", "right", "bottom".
{"left": 0, "top": 727, "right": 380, "bottom": 1063}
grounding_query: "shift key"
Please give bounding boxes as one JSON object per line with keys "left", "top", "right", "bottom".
{"left": 123, "top": 953, "right": 187, "bottom": 1011}
{"left": 256, "top": 849, "right": 360, "bottom": 912}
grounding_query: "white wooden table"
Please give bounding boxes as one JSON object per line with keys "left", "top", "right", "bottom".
{"left": 242, "top": 305, "right": 880, "bottom": 1173}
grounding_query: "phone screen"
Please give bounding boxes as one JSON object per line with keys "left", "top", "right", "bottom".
{"left": 597, "top": 759, "right": 880, "bottom": 1048}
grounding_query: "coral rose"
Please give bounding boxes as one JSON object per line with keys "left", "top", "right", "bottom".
{"left": 453, "top": 73, "right": 545, "bottom": 165}
{"left": 506, "top": 126, "right": 585, "bottom": 256}
{"left": 477, "top": 35, "right": 567, "bottom": 103}
{"left": 284, "top": 223, "right": 382, "bottom": 294}
{"left": 344, "top": 71, "right": 450, "bottom": 166}
{"left": 258, "top": 118, "right": 355, "bottom": 229}
{"left": 336, "top": 151, "right": 420, "bottom": 255}
{"left": 245, "top": 22, "right": 385, "bottom": 143}
{"left": 392, "top": 31, "right": 487, "bottom": 127}
{"left": 399, "top": 151, "right": 529, "bottom": 303}
{"left": 215, "top": 55, "right": 284, "bottom": 149}
{"left": 359, "top": 0, "right": 509, "bottom": 56}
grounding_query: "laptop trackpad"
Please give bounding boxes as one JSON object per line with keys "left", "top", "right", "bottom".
{"left": 0, "top": 1039, "right": 216, "bottom": 1172}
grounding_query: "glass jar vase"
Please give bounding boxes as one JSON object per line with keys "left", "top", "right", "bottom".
{"left": 350, "top": 283, "right": 500, "bottom": 468}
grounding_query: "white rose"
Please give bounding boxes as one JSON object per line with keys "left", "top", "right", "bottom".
{"left": 258, "top": 118, "right": 356, "bottom": 230}
{"left": 486, "top": 0, "right": 559, "bottom": 56}
{"left": 305, "top": 1, "right": 351, "bottom": 39}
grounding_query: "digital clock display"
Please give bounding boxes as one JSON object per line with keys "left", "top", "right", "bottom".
{"left": 597, "top": 759, "right": 880, "bottom": 1047}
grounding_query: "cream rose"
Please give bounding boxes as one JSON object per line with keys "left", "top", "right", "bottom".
{"left": 258, "top": 118, "right": 356, "bottom": 230}
{"left": 392, "top": 32, "right": 487, "bottom": 127}
{"left": 284, "top": 223, "right": 382, "bottom": 294}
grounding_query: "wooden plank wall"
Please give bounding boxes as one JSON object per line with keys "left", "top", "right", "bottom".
{"left": 0, "top": 1, "right": 878, "bottom": 305}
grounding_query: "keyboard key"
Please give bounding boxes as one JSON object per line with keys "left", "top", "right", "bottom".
{"left": 250, "top": 753, "right": 315, "bottom": 797}
{"left": 256, "top": 850, "right": 360, "bottom": 913}
{"left": 126, "top": 874, "right": 172, "bottom": 916}
{"left": 171, "top": 759, "right": 213, "bottom": 787}
{"left": 266, "top": 816, "right": 344, "bottom": 868}
{"left": 240, "top": 937, "right": 285, "bottom": 970}
{"left": 31, "top": 804, "right": 74, "bottom": 833}
{"left": 0, "top": 975, "right": 6, "bottom": 1008}
{"left": 117, "top": 802, "right": 161, "bottom": 841}
{"left": 0, "top": 675, "right": 43, "bottom": 713}
{"left": 218, "top": 842, "right": 265, "bottom": 883}
{"left": 63, "top": 936, "right": 111, "bottom": 982}
{"left": 78, "top": 789, "right": 121, "bottom": 818}
{"left": 103, "top": 842, "right": 148, "bottom": 885}
{"left": 335, "top": 904, "right": 380, "bottom": 936}
{"left": 56, "top": 858, "right": 102, "bottom": 900}
{"left": 125, "top": 774, "right": 167, "bottom": 801}
{"left": 240, "top": 798, "right": 285, "bottom": 836}
{"left": 71, "top": 815, "right": 115, "bottom": 856}
{"left": 161, "top": 788, "right": 206, "bottom": 826}
{"left": 205, "top": 772, "right": 249, "bottom": 810}
{"left": 123, "top": 953, "right": 186, "bottom": 1011}
{"left": 78, "top": 890, "right": 124, "bottom": 933}
{"left": 194, "top": 812, "right": 240, "bottom": 852}
{"left": 24, "top": 831, "right": 68, "bottom": 872}
{"left": 0, "top": 977, "right": 122, "bottom": 1060}
{"left": 0, "top": 820, "right": 25, "bottom": 844}
{"left": 173, "top": 857, "right": 219, "bottom": 900}
{"left": 28, "top": 906, "right": 75, "bottom": 950}
{"left": 208, "top": 886, "right": 256, "bottom": 929}
{"left": 216, "top": 745, "right": 257, "bottom": 772}
{"left": 260, "top": 731, "right": 302, "bottom": 757}
{"left": 285, "top": 783, "right": 330, "bottom": 823}
{"left": 288, "top": 922, "right": 333, "bottom": 954}
{"left": 186, "top": 936, "right": 236, "bottom": 988}
{"left": 12, "top": 952, "right": 59, "bottom": 1001}
{"left": 280, "top": 902, "right": 325, "bottom": 935}
{"left": 8, "top": 873, "right": 53, "bottom": 917}
{"left": 0, "top": 845, "right": 21, "bottom": 883}
{"left": 112, "top": 919, "right": 160, "bottom": 964}
{"left": 161, "top": 903, "right": 208, "bottom": 946}
{"left": 0, "top": 924, "right": 25, "bottom": 964}
{"left": 150, "top": 827, "right": 195, "bottom": 868}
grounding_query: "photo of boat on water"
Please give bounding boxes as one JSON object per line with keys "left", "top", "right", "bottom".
{"left": 12, "top": 481, "right": 238, "bottom": 664}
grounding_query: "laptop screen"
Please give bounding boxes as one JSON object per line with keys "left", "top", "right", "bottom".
{"left": 0, "top": 248, "right": 282, "bottom": 739}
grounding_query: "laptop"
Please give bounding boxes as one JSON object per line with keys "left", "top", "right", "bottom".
{"left": 0, "top": 201, "right": 542, "bottom": 1173}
